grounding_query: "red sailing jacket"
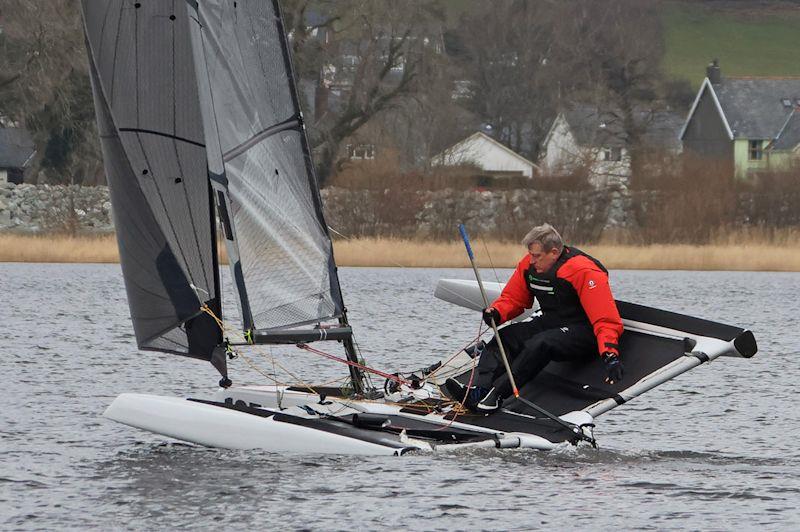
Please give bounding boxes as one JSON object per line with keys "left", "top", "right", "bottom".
{"left": 491, "top": 247, "right": 623, "bottom": 357}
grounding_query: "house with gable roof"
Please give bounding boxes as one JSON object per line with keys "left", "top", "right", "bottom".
{"left": 539, "top": 105, "right": 683, "bottom": 186}
{"left": 430, "top": 131, "right": 538, "bottom": 178}
{"left": 0, "top": 128, "right": 36, "bottom": 184}
{"left": 680, "top": 60, "right": 800, "bottom": 180}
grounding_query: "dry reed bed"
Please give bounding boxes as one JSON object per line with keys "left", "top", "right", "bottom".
{"left": 1, "top": 233, "right": 799, "bottom": 271}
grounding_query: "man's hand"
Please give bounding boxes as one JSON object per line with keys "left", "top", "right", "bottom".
{"left": 482, "top": 307, "right": 501, "bottom": 327}
{"left": 602, "top": 352, "right": 623, "bottom": 384}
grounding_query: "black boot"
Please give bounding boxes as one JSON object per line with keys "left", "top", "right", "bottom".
{"left": 476, "top": 387, "right": 502, "bottom": 413}
{"left": 443, "top": 377, "right": 468, "bottom": 402}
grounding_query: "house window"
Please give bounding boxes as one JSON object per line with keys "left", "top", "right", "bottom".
{"left": 748, "top": 140, "right": 763, "bottom": 161}
{"left": 602, "top": 147, "right": 622, "bottom": 162}
{"left": 346, "top": 143, "right": 375, "bottom": 160}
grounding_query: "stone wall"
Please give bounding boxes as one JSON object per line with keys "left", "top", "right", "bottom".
{"left": 320, "top": 187, "right": 630, "bottom": 242}
{"left": 0, "top": 183, "right": 113, "bottom": 233}
{"left": 2, "top": 182, "right": 798, "bottom": 239}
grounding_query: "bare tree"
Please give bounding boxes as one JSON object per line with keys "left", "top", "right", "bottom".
{"left": 452, "top": 0, "right": 566, "bottom": 160}
{"left": 288, "top": 0, "right": 444, "bottom": 182}
{"left": 0, "top": 0, "right": 100, "bottom": 184}
{"left": 554, "top": 0, "right": 666, "bottom": 183}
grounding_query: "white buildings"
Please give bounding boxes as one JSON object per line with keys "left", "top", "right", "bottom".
{"left": 431, "top": 132, "right": 538, "bottom": 178}
{"left": 538, "top": 107, "right": 630, "bottom": 185}
{"left": 538, "top": 105, "right": 684, "bottom": 186}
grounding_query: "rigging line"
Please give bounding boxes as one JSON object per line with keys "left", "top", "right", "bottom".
{"left": 480, "top": 237, "right": 501, "bottom": 284}
{"left": 422, "top": 324, "right": 488, "bottom": 381}
{"left": 238, "top": 348, "right": 291, "bottom": 387}
{"left": 296, "top": 343, "right": 413, "bottom": 386}
{"left": 256, "top": 348, "right": 317, "bottom": 394}
{"left": 435, "top": 317, "right": 483, "bottom": 429}
{"left": 349, "top": 334, "right": 375, "bottom": 390}
{"left": 199, "top": 304, "right": 316, "bottom": 392}
{"left": 326, "top": 226, "right": 414, "bottom": 270}
{"left": 326, "top": 227, "right": 491, "bottom": 375}
{"left": 271, "top": 346, "right": 278, "bottom": 391}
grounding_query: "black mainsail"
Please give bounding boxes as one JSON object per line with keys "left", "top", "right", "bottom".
{"left": 82, "top": 1, "right": 224, "bottom": 374}
{"left": 83, "top": 0, "right": 360, "bottom": 388}
{"left": 186, "top": 0, "right": 347, "bottom": 338}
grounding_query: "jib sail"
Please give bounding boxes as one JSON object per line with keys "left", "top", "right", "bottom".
{"left": 187, "top": 0, "right": 345, "bottom": 335}
{"left": 82, "top": 1, "right": 223, "bottom": 365}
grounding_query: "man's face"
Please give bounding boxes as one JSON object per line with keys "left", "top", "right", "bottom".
{"left": 528, "top": 242, "right": 560, "bottom": 273}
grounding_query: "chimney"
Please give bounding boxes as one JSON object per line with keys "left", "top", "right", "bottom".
{"left": 706, "top": 58, "right": 721, "bottom": 85}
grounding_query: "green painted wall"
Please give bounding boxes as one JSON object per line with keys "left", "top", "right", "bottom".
{"left": 765, "top": 150, "right": 796, "bottom": 172}
{"left": 733, "top": 139, "right": 796, "bottom": 179}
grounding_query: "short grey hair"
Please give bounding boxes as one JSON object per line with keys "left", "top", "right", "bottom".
{"left": 521, "top": 223, "right": 564, "bottom": 252}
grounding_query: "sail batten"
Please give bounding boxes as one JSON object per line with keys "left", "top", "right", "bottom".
{"left": 188, "top": 0, "right": 346, "bottom": 333}
{"left": 222, "top": 116, "right": 301, "bottom": 162}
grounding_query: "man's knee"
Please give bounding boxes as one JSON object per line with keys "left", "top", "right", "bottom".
{"left": 524, "top": 328, "right": 593, "bottom": 361}
{"left": 522, "top": 331, "right": 558, "bottom": 355}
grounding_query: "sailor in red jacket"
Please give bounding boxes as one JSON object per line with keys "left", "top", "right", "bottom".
{"left": 447, "top": 223, "right": 624, "bottom": 413}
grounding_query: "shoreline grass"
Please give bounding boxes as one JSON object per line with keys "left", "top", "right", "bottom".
{"left": 2, "top": 233, "right": 800, "bottom": 271}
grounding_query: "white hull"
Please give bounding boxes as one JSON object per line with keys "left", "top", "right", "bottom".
{"left": 104, "top": 386, "right": 573, "bottom": 454}
{"left": 104, "top": 392, "right": 402, "bottom": 455}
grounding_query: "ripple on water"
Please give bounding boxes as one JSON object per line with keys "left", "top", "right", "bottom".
{"left": 2, "top": 265, "right": 800, "bottom": 529}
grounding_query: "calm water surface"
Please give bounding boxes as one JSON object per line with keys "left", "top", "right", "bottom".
{"left": 1, "top": 263, "right": 799, "bottom": 530}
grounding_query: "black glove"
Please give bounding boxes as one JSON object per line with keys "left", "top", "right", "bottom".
{"left": 602, "top": 352, "right": 623, "bottom": 384}
{"left": 482, "top": 307, "right": 501, "bottom": 327}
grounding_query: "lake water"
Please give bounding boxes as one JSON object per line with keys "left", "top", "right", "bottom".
{"left": 2, "top": 263, "right": 799, "bottom": 530}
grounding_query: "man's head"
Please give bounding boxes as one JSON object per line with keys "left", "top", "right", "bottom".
{"left": 522, "top": 223, "right": 564, "bottom": 273}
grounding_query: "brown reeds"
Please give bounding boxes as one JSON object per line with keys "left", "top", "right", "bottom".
{"left": 1, "top": 230, "right": 799, "bottom": 271}
{"left": 0, "top": 234, "right": 120, "bottom": 263}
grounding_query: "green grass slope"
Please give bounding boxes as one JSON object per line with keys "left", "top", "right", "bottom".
{"left": 663, "top": 2, "right": 800, "bottom": 86}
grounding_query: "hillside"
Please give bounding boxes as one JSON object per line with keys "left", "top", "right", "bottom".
{"left": 663, "top": 1, "right": 800, "bottom": 85}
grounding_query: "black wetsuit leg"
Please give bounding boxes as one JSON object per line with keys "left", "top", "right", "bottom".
{"left": 473, "top": 318, "right": 550, "bottom": 389}
{"left": 492, "top": 322, "right": 596, "bottom": 398}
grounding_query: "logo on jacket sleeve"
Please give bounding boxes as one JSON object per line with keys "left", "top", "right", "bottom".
{"left": 588, "top": 279, "right": 596, "bottom": 289}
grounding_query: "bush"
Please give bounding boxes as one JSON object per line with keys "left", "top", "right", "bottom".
{"left": 631, "top": 154, "right": 737, "bottom": 243}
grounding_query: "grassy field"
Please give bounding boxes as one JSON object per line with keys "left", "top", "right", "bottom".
{"left": 663, "top": 1, "right": 800, "bottom": 85}
{"left": 2, "top": 232, "right": 800, "bottom": 271}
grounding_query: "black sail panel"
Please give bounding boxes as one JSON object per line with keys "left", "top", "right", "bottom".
{"left": 188, "top": 0, "right": 345, "bottom": 332}
{"left": 82, "top": 0, "right": 222, "bottom": 361}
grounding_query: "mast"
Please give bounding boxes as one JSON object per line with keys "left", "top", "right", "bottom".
{"left": 272, "top": 0, "right": 365, "bottom": 393}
